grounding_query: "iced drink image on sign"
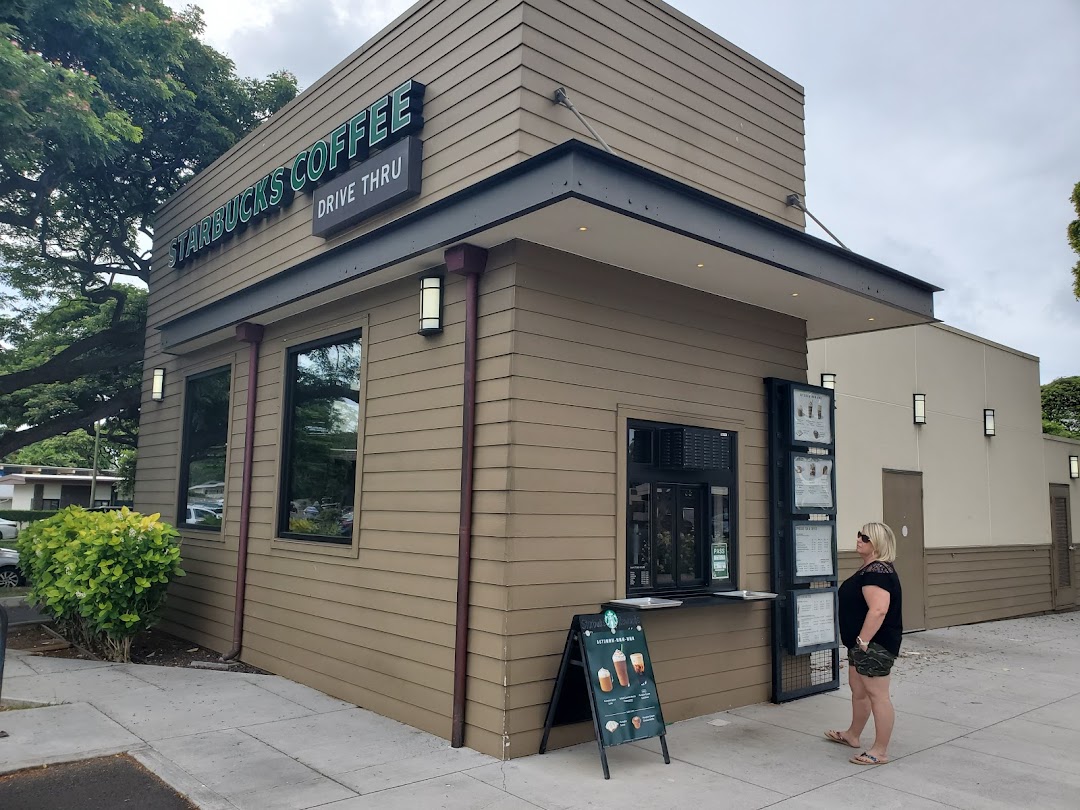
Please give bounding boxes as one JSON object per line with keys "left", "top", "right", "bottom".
{"left": 612, "top": 649, "right": 630, "bottom": 687}
{"left": 630, "top": 652, "right": 645, "bottom": 674}
{"left": 598, "top": 668, "right": 613, "bottom": 693}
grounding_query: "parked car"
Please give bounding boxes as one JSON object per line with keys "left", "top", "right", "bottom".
{"left": 0, "top": 546, "right": 22, "bottom": 588}
{"left": 186, "top": 504, "right": 222, "bottom": 525}
{"left": 0, "top": 518, "right": 18, "bottom": 541}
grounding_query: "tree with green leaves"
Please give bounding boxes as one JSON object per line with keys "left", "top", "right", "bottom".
{"left": 1070, "top": 181, "right": 1080, "bottom": 299}
{"left": 1042, "top": 376, "right": 1080, "bottom": 439}
{"left": 0, "top": 0, "right": 297, "bottom": 460}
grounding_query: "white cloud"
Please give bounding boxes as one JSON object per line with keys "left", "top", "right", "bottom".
{"left": 177, "top": 0, "right": 1080, "bottom": 382}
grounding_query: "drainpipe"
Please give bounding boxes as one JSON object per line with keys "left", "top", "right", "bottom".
{"left": 448, "top": 243, "right": 489, "bottom": 748}
{"left": 223, "top": 321, "right": 264, "bottom": 662}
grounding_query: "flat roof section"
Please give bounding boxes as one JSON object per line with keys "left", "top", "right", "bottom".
{"left": 158, "top": 140, "right": 940, "bottom": 353}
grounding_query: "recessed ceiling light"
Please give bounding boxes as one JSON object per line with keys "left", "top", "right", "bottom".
{"left": 868, "top": 317, "right": 875, "bottom": 321}
{"left": 697, "top": 263, "right": 704, "bottom": 268}
{"left": 791, "top": 292, "right": 799, "bottom": 297}
{"left": 578, "top": 226, "right": 588, "bottom": 231}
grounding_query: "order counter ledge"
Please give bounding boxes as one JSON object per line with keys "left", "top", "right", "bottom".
{"left": 603, "top": 591, "right": 778, "bottom": 612}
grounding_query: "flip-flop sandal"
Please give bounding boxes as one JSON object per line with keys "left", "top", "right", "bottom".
{"left": 850, "top": 752, "right": 888, "bottom": 765}
{"left": 824, "top": 730, "right": 857, "bottom": 747}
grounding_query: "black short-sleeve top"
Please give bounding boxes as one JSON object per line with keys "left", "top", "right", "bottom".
{"left": 838, "top": 560, "right": 903, "bottom": 656}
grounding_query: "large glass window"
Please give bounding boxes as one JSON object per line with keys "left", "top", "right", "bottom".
{"left": 179, "top": 367, "right": 231, "bottom": 531}
{"left": 626, "top": 420, "right": 737, "bottom": 596}
{"left": 279, "top": 331, "right": 361, "bottom": 543}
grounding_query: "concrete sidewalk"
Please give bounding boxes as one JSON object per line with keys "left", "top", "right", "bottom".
{"left": 2, "top": 612, "right": 1079, "bottom": 809}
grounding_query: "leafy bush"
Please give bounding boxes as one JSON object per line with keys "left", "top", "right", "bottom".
{"left": 16, "top": 506, "right": 185, "bottom": 662}
{"left": 0, "top": 509, "right": 59, "bottom": 523}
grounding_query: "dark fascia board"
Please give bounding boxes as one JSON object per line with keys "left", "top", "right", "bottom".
{"left": 158, "top": 139, "right": 940, "bottom": 350}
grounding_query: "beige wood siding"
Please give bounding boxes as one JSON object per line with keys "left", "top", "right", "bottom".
{"left": 499, "top": 241, "right": 805, "bottom": 756}
{"left": 841, "top": 546, "right": 1053, "bottom": 634}
{"left": 139, "top": 247, "right": 516, "bottom": 755}
{"left": 924, "top": 546, "right": 1052, "bottom": 630}
{"left": 148, "top": 0, "right": 530, "bottom": 334}
{"left": 148, "top": 0, "right": 810, "bottom": 341}
{"left": 518, "top": 0, "right": 806, "bottom": 226}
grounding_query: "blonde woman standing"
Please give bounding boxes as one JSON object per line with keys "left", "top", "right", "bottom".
{"left": 825, "top": 522, "right": 903, "bottom": 765}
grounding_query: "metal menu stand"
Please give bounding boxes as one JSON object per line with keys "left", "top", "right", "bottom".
{"left": 765, "top": 378, "right": 840, "bottom": 702}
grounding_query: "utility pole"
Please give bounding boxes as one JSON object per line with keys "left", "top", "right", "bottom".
{"left": 89, "top": 420, "right": 101, "bottom": 507}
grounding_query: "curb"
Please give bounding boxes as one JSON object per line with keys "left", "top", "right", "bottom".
{"left": 0, "top": 595, "right": 28, "bottom": 609}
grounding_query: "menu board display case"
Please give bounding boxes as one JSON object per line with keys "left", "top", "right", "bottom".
{"left": 790, "top": 386, "right": 834, "bottom": 448}
{"left": 789, "top": 587, "right": 838, "bottom": 655}
{"left": 791, "top": 521, "right": 836, "bottom": 583}
{"left": 789, "top": 452, "right": 836, "bottom": 514}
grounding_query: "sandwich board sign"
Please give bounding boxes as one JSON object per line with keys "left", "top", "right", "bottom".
{"left": 539, "top": 610, "right": 670, "bottom": 778}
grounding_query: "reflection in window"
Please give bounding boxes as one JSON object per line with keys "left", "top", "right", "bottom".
{"left": 655, "top": 485, "right": 674, "bottom": 586}
{"left": 280, "top": 332, "right": 361, "bottom": 543}
{"left": 628, "top": 483, "right": 652, "bottom": 590}
{"left": 179, "top": 367, "right": 231, "bottom": 530}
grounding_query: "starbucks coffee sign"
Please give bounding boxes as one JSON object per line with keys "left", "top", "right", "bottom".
{"left": 168, "top": 79, "right": 425, "bottom": 268}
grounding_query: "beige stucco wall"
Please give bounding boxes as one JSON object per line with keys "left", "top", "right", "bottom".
{"left": 808, "top": 323, "right": 1049, "bottom": 553}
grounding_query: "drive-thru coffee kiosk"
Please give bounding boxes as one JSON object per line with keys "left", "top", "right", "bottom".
{"left": 138, "top": 0, "right": 938, "bottom": 758}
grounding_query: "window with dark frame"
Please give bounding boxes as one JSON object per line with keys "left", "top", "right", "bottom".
{"left": 278, "top": 331, "right": 361, "bottom": 544}
{"left": 626, "top": 420, "right": 737, "bottom": 597}
{"left": 178, "top": 366, "right": 231, "bottom": 531}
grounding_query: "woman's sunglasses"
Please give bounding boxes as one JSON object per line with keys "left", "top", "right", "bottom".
{"left": 856, "top": 532, "right": 870, "bottom": 543}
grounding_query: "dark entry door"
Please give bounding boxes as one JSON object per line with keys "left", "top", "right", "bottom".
{"left": 883, "top": 470, "right": 926, "bottom": 632}
{"left": 1049, "top": 485, "right": 1074, "bottom": 608}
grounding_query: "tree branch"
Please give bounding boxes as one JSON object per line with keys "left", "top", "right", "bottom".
{"left": 0, "top": 387, "right": 141, "bottom": 458}
{"left": 0, "top": 329, "right": 141, "bottom": 395}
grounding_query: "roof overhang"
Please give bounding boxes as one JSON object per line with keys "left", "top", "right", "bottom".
{"left": 0, "top": 475, "right": 121, "bottom": 485}
{"left": 158, "top": 140, "right": 940, "bottom": 354}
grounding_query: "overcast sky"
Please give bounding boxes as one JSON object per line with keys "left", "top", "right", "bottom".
{"left": 181, "top": 0, "right": 1080, "bottom": 382}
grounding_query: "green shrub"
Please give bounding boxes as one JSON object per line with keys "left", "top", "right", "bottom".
{"left": 0, "top": 509, "right": 59, "bottom": 523}
{"left": 16, "top": 506, "right": 185, "bottom": 662}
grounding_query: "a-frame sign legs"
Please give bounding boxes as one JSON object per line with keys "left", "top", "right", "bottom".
{"left": 540, "top": 612, "right": 669, "bottom": 779}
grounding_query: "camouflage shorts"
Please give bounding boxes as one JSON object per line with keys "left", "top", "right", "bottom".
{"left": 848, "top": 642, "right": 896, "bottom": 677}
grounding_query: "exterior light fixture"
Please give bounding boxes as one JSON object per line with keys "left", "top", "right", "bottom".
{"left": 983, "top": 408, "right": 996, "bottom": 437}
{"left": 913, "top": 393, "right": 926, "bottom": 425}
{"left": 1070, "top": 455, "right": 1079, "bottom": 480}
{"left": 151, "top": 368, "right": 166, "bottom": 401}
{"left": 696, "top": 263, "right": 704, "bottom": 268}
{"left": 419, "top": 275, "right": 443, "bottom": 336}
{"left": 820, "top": 373, "right": 836, "bottom": 390}
{"left": 578, "top": 226, "right": 588, "bottom": 232}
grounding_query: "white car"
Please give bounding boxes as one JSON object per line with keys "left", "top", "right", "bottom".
{"left": 0, "top": 518, "right": 18, "bottom": 541}
{"left": 0, "top": 546, "right": 22, "bottom": 588}
{"left": 186, "top": 505, "right": 222, "bottom": 525}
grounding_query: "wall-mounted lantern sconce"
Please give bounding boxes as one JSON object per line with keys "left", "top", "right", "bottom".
{"left": 418, "top": 275, "right": 443, "bottom": 335}
{"left": 1070, "top": 455, "right": 1079, "bottom": 480}
{"left": 820, "top": 373, "right": 836, "bottom": 390}
{"left": 151, "top": 368, "right": 166, "bottom": 401}
{"left": 983, "top": 408, "right": 995, "bottom": 437}
{"left": 913, "top": 393, "right": 926, "bottom": 425}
